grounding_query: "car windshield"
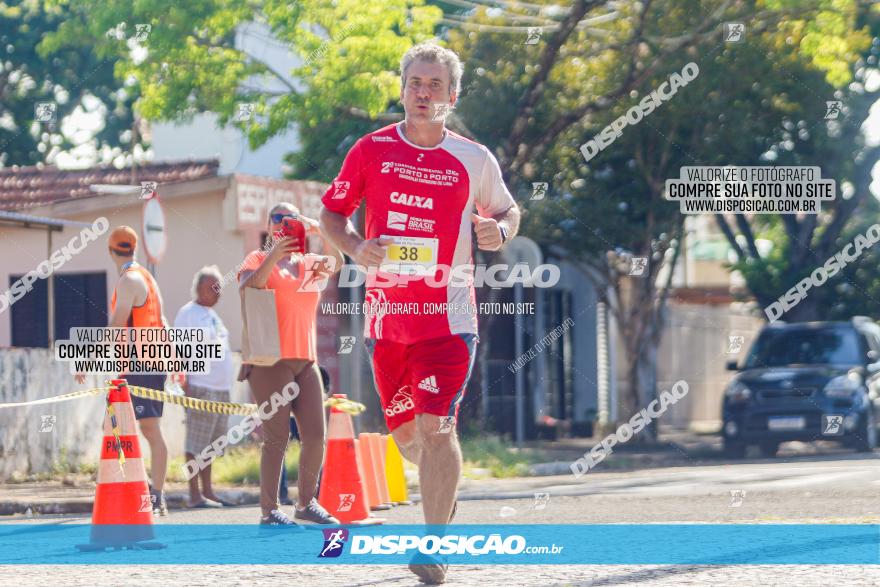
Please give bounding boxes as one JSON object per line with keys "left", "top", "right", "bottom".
{"left": 743, "top": 327, "right": 863, "bottom": 368}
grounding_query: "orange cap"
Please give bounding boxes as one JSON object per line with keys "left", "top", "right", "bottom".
{"left": 108, "top": 226, "right": 137, "bottom": 254}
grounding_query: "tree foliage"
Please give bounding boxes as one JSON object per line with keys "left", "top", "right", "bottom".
{"left": 445, "top": 0, "right": 878, "bottom": 422}
{"left": 1, "top": 0, "right": 138, "bottom": 167}
{"left": 47, "top": 0, "right": 442, "bottom": 164}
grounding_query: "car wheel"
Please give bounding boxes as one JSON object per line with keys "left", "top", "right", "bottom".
{"left": 759, "top": 442, "right": 779, "bottom": 458}
{"left": 723, "top": 440, "right": 746, "bottom": 459}
{"left": 855, "top": 409, "right": 877, "bottom": 453}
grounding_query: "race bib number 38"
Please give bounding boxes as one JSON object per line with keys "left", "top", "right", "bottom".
{"left": 380, "top": 235, "right": 439, "bottom": 275}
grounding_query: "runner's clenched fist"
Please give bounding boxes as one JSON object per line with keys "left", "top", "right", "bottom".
{"left": 472, "top": 214, "right": 504, "bottom": 251}
{"left": 354, "top": 236, "right": 394, "bottom": 267}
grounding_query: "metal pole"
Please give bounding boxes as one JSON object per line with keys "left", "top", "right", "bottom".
{"left": 515, "top": 282, "right": 524, "bottom": 446}
{"left": 533, "top": 286, "right": 545, "bottom": 421}
{"left": 480, "top": 351, "right": 489, "bottom": 429}
{"left": 350, "top": 279, "right": 363, "bottom": 434}
{"left": 596, "top": 301, "right": 610, "bottom": 428}
{"left": 47, "top": 229, "right": 54, "bottom": 346}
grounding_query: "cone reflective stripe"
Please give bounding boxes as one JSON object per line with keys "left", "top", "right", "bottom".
{"left": 367, "top": 433, "right": 393, "bottom": 507}
{"left": 326, "top": 394, "right": 356, "bottom": 436}
{"left": 384, "top": 434, "right": 411, "bottom": 504}
{"left": 97, "top": 458, "right": 151, "bottom": 485}
{"left": 317, "top": 394, "right": 382, "bottom": 524}
{"left": 79, "top": 379, "right": 160, "bottom": 549}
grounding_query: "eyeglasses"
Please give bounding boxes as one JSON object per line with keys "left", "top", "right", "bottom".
{"left": 270, "top": 212, "right": 298, "bottom": 224}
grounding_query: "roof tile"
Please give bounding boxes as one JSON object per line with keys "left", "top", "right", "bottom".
{"left": 0, "top": 160, "right": 220, "bottom": 211}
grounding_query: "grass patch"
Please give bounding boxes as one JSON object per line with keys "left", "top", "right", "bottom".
{"left": 8, "top": 448, "right": 99, "bottom": 483}
{"left": 155, "top": 434, "right": 543, "bottom": 487}
{"left": 13, "top": 435, "right": 540, "bottom": 486}
{"left": 165, "top": 442, "right": 301, "bottom": 486}
{"left": 459, "top": 434, "right": 546, "bottom": 478}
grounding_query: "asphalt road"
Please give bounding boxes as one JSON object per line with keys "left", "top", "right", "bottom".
{"left": 2, "top": 451, "right": 879, "bottom": 586}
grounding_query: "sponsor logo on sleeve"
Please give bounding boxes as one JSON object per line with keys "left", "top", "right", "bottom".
{"left": 332, "top": 181, "right": 350, "bottom": 199}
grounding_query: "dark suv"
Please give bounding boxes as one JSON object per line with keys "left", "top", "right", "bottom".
{"left": 722, "top": 318, "right": 879, "bottom": 458}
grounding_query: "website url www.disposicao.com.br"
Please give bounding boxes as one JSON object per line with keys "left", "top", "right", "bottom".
{"left": 346, "top": 533, "right": 562, "bottom": 556}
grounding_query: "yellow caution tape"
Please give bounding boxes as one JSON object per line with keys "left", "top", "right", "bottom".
{"left": 325, "top": 395, "right": 367, "bottom": 415}
{"left": 105, "top": 397, "right": 126, "bottom": 473}
{"left": 0, "top": 383, "right": 367, "bottom": 416}
{"left": 125, "top": 385, "right": 258, "bottom": 416}
{"left": 0, "top": 387, "right": 109, "bottom": 409}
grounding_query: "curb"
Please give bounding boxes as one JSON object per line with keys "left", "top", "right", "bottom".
{"left": 528, "top": 461, "right": 575, "bottom": 476}
{"left": 0, "top": 489, "right": 260, "bottom": 516}
{"left": 0, "top": 500, "right": 93, "bottom": 516}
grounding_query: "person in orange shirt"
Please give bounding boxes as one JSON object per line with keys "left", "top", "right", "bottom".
{"left": 98, "top": 226, "right": 183, "bottom": 515}
{"left": 238, "top": 202, "right": 343, "bottom": 526}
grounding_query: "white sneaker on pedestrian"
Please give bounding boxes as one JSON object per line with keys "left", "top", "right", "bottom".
{"left": 259, "top": 509, "right": 300, "bottom": 527}
{"left": 294, "top": 498, "right": 341, "bottom": 524}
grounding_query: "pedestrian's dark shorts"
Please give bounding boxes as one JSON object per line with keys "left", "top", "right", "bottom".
{"left": 125, "top": 373, "right": 166, "bottom": 420}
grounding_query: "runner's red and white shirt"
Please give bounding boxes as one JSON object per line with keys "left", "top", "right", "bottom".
{"left": 321, "top": 123, "right": 515, "bottom": 344}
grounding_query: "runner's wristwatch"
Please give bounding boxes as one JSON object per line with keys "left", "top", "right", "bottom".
{"left": 499, "top": 224, "right": 509, "bottom": 244}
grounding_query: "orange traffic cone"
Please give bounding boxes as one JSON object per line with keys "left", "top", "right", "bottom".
{"left": 77, "top": 379, "right": 163, "bottom": 551}
{"left": 317, "top": 394, "right": 383, "bottom": 524}
{"left": 367, "top": 433, "right": 393, "bottom": 508}
{"left": 354, "top": 437, "right": 377, "bottom": 510}
{"left": 358, "top": 433, "right": 392, "bottom": 511}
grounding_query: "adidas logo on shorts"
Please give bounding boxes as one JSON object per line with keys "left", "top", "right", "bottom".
{"left": 418, "top": 375, "right": 440, "bottom": 394}
{"left": 385, "top": 388, "right": 414, "bottom": 417}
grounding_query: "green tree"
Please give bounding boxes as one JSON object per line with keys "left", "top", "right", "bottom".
{"left": 1, "top": 1, "right": 138, "bottom": 167}
{"left": 48, "top": 0, "right": 442, "bottom": 162}
{"left": 718, "top": 4, "right": 880, "bottom": 323}
{"left": 448, "top": 0, "right": 875, "bottom": 433}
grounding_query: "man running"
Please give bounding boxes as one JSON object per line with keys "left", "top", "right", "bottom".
{"left": 320, "top": 42, "right": 520, "bottom": 584}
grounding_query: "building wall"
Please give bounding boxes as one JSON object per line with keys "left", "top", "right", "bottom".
{"left": 609, "top": 297, "right": 763, "bottom": 432}
{"left": 150, "top": 114, "right": 301, "bottom": 179}
{"left": 0, "top": 220, "right": 104, "bottom": 346}
{"left": 0, "top": 189, "right": 250, "bottom": 349}
{"left": 656, "top": 302, "right": 764, "bottom": 431}
{"left": 688, "top": 259, "right": 734, "bottom": 288}
{"left": 552, "top": 259, "right": 600, "bottom": 425}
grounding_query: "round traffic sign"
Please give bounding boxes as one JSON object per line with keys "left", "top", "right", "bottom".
{"left": 142, "top": 197, "right": 167, "bottom": 263}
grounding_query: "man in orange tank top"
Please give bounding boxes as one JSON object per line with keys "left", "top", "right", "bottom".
{"left": 105, "top": 225, "right": 181, "bottom": 516}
